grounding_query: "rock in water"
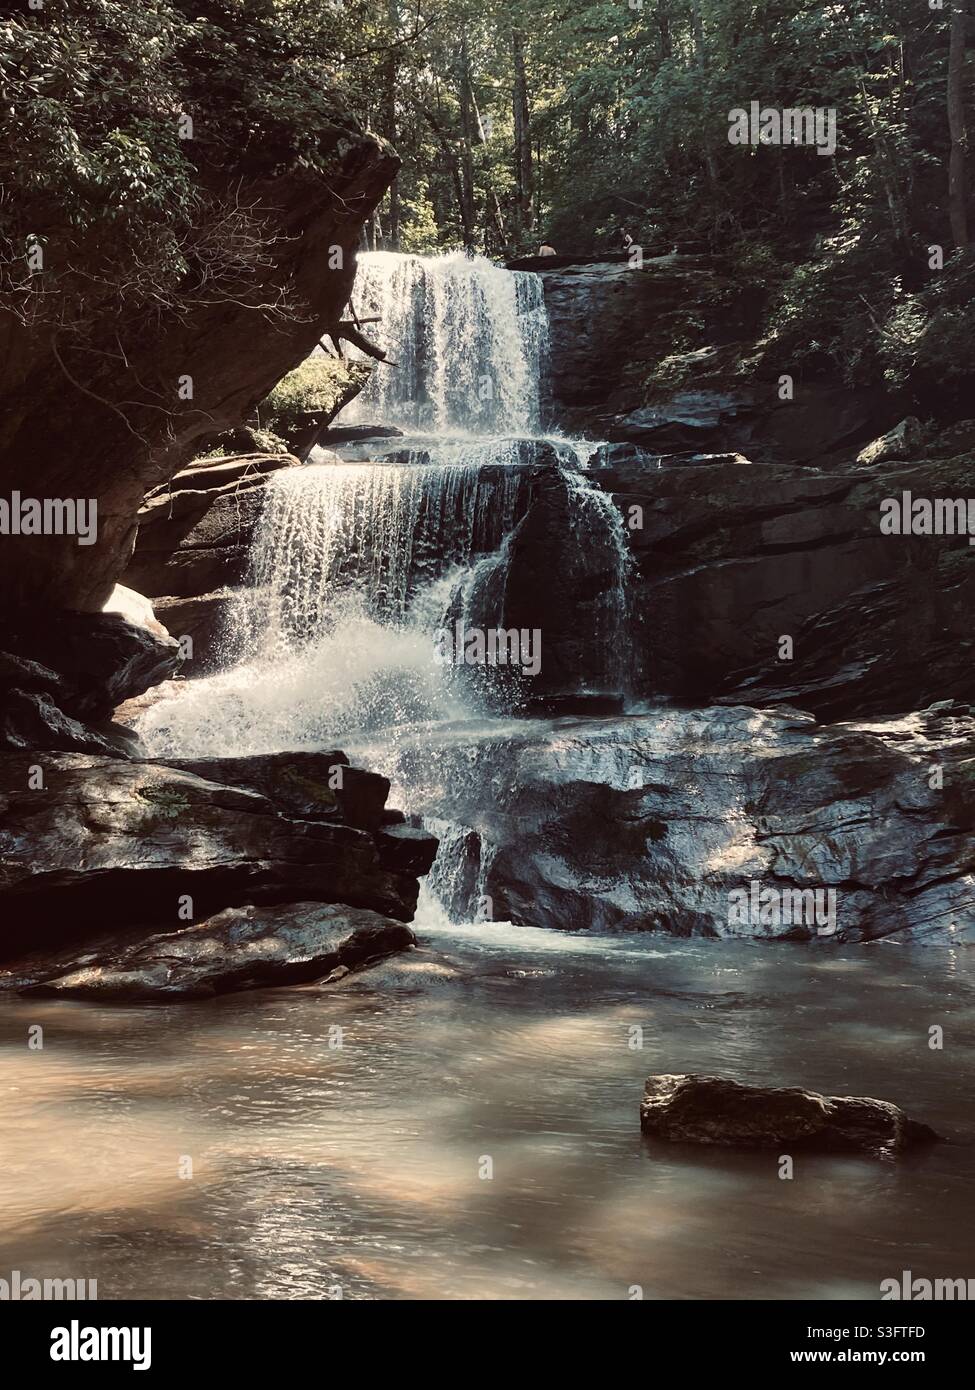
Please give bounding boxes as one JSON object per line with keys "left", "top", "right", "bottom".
{"left": 20, "top": 903, "right": 415, "bottom": 1002}
{"left": 639, "top": 1074, "right": 940, "bottom": 1156}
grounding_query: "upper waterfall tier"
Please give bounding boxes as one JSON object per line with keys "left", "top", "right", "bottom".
{"left": 341, "top": 251, "right": 548, "bottom": 435}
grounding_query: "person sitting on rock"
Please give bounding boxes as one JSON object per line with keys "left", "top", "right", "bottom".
{"left": 537, "top": 242, "right": 557, "bottom": 256}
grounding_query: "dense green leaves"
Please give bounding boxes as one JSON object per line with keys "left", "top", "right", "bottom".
{"left": 1, "top": 0, "right": 970, "bottom": 403}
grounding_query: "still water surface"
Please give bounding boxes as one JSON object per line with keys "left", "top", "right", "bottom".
{"left": 1, "top": 915, "right": 971, "bottom": 1300}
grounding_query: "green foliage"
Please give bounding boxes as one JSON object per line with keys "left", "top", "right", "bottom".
{"left": 260, "top": 358, "right": 372, "bottom": 431}
{"left": 2, "top": 0, "right": 969, "bottom": 410}
{"left": 878, "top": 255, "right": 975, "bottom": 393}
{"left": 0, "top": 0, "right": 362, "bottom": 336}
{"left": 347, "top": 0, "right": 969, "bottom": 403}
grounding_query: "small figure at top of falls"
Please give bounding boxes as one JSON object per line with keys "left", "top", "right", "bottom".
{"left": 340, "top": 251, "right": 548, "bottom": 436}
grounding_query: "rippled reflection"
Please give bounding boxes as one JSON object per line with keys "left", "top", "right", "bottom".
{"left": 1, "top": 924, "right": 972, "bottom": 1300}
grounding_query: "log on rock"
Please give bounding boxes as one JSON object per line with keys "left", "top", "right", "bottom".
{"left": 639, "top": 1074, "right": 941, "bottom": 1157}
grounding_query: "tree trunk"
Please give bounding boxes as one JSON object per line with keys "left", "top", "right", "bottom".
{"left": 691, "top": 1, "right": 720, "bottom": 196}
{"left": 656, "top": 0, "right": 672, "bottom": 60}
{"left": 458, "top": 32, "right": 477, "bottom": 249}
{"left": 948, "top": 2, "right": 970, "bottom": 250}
{"left": 512, "top": 28, "right": 535, "bottom": 239}
{"left": 380, "top": 0, "right": 400, "bottom": 247}
{"left": 423, "top": 106, "right": 475, "bottom": 248}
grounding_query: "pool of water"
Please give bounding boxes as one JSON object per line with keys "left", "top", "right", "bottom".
{"left": 1, "top": 915, "right": 971, "bottom": 1300}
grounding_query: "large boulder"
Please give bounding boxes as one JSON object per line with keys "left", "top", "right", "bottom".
{"left": 639, "top": 1074, "right": 940, "bottom": 1156}
{"left": 122, "top": 453, "right": 296, "bottom": 602}
{"left": 499, "top": 466, "right": 632, "bottom": 698}
{"left": 537, "top": 259, "right": 901, "bottom": 462}
{"left": 19, "top": 902, "right": 415, "bottom": 1002}
{"left": 0, "top": 609, "right": 180, "bottom": 719}
{"left": 363, "top": 704, "right": 975, "bottom": 941}
{"left": 152, "top": 751, "right": 394, "bottom": 832}
{"left": 538, "top": 257, "right": 719, "bottom": 428}
{"left": 0, "top": 689, "right": 138, "bottom": 758}
{"left": 150, "top": 592, "right": 237, "bottom": 674}
{"left": 0, "top": 751, "right": 436, "bottom": 961}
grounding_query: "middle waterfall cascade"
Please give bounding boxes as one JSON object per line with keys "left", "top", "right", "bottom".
{"left": 241, "top": 442, "right": 537, "bottom": 648}
{"left": 138, "top": 250, "right": 633, "bottom": 919}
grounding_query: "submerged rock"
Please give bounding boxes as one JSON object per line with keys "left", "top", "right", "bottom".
{"left": 639, "top": 1074, "right": 941, "bottom": 1156}
{"left": 20, "top": 902, "right": 414, "bottom": 1002}
{"left": 328, "top": 945, "right": 467, "bottom": 992}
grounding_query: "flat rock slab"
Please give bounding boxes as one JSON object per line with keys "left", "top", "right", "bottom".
{"left": 20, "top": 902, "right": 415, "bottom": 1002}
{"left": 640, "top": 1074, "right": 941, "bottom": 1157}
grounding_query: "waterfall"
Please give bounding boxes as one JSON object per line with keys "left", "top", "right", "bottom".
{"left": 341, "top": 251, "right": 548, "bottom": 434}
{"left": 238, "top": 447, "right": 534, "bottom": 652}
{"left": 138, "top": 250, "right": 633, "bottom": 926}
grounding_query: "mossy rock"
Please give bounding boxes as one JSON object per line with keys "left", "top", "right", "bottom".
{"left": 135, "top": 785, "right": 193, "bottom": 821}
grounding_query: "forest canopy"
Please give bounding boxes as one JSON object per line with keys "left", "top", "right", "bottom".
{"left": 1, "top": 0, "right": 972, "bottom": 399}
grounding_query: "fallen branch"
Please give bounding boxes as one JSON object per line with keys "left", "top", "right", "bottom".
{"left": 323, "top": 321, "right": 397, "bottom": 366}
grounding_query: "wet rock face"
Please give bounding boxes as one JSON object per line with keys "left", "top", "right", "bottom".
{"left": 371, "top": 705, "right": 975, "bottom": 941}
{"left": 577, "top": 452, "right": 975, "bottom": 717}
{"left": 0, "top": 751, "right": 437, "bottom": 961}
{"left": 122, "top": 453, "right": 297, "bottom": 605}
{"left": 500, "top": 466, "right": 630, "bottom": 699}
{"left": 639, "top": 1074, "right": 940, "bottom": 1156}
{"left": 538, "top": 260, "right": 899, "bottom": 462}
{"left": 0, "top": 611, "right": 181, "bottom": 755}
{"left": 19, "top": 902, "right": 415, "bottom": 1002}
{"left": 539, "top": 258, "right": 717, "bottom": 429}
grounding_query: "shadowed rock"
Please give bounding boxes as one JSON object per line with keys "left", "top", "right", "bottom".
{"left": 640, "top": 1074, "right": 941, "bottom": 1156}
{"left": 20, "top": 902, "right": 415, "bottom": 1002}
{"left": 0, "top": 751, "right": 436, "bottom": 960}
{"left": 123, "top": 466, "right": 278, "bottom": 600}
{"left": 0, "top": 611, "right": 181, "bottom": 755}
{"left": 574, "top": 451, "right": 975, "bottom": 716}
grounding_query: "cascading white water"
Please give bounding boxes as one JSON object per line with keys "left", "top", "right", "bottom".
{"left": 341, "top": 251, "right": 548, "bottom": 434}
{"left": 136, "top": 444, "right": 540, "bottom": 758}
{"left": 240, "top": 446, "right": 534, "bottom": 648}
{"left": 138, "top": 249, "right": 632, "bottom": 925}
